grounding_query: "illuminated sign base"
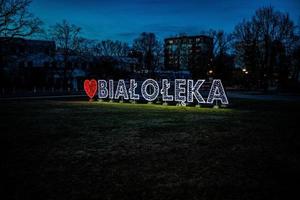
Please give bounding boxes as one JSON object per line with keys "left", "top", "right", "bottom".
{"left": 84, "top": 79, "right": 229, "bottom": 106}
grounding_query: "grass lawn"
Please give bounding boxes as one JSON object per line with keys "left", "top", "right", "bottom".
{"left": 1, "top": 99, "right": 300, "bottom": 200}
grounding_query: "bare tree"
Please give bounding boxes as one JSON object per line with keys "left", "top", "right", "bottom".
{"left": 0, "top": 0, "right": 43, "bottom": 91}
{"left": 233, "top": 6, "right": 297, "bottom": 89}
{"left": 132, "top": 32, "right": 162, "bottom": 72}
{"left": 291, "top": 17, "right": 300, "bottom": 84}
{"left": 152, "top": 40, "right": 163, "bottom": 69}
{"left": 76, "top": 38, "right": 96, "bottom": 58}
{"left": 206, "top": 29, "right": 232, "bottom": 56}
{"left": 49, "top": 20, "right": 82, "bottom": 89}
{"left": 204, "top": 29, "right": 234, "bottom": 81}
{"left": 0, "top": 0, "right": 42, "bottom": 39}
{"left": 233, "top": 20, "right": 260, "bottom": 83}
{"left": 93, "top": 40, "right": 129, "bottom": 57}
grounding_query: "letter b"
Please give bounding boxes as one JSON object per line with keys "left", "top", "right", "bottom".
{"left": 98, "top": 80, "right": 108, "bottom": 98}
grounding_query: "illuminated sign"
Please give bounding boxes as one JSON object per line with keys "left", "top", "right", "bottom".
{"left": 84, "top": 79, "right": 229, "bottom": 105}
{"left": 84, "top": 79, "right": 97, "bottom": 99}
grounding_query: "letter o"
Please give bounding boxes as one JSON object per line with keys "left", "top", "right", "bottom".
{"left": 141, "top": 79, "right": 159, "bottom": 101}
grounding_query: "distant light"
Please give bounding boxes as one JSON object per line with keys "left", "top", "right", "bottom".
{"left": 242, "top": 68, "right": 246, "bottom": 72}
{"left": 208, "top": 70, "right": 213, "bottom": 74}
{"left": 245, "top": 71, "right": 249, "bottom": 74}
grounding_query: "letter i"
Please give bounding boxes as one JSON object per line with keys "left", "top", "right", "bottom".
{"left": 109, "top": 80, "right": 114, "bottom": 99}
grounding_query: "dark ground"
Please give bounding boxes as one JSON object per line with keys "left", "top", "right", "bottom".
{"left": 1, "top": 99, "right": 300, "bottom": 200}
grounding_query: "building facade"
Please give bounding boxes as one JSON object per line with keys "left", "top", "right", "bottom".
{"left": 0, "top": 38, "right": 141, "bottom": 93}
{"left": 164, "top": 35, "right": 213, "bottom": 78}
{"left": 0, "top": 38, "right": 89, "bottom": 92}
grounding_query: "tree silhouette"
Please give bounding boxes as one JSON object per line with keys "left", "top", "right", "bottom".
{"left": 93, "top": 40, "right": 129, "bottom": 57}
{"left": 233, "top": 6, "right": 297, "bottom": 90}
{"left": 49, "top": 20, "right": 82, "bottom": 89}
{"left": 0, "top": 0, "right": 42, "bottom": 39}
{"left": 206, "top": 29, "right": 234, "bottom": 82}
{"left": 133, "top": 32, "right": 162, "bottom": 73}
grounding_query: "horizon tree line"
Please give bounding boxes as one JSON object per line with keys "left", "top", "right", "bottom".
{"left": 1, "top": 0, "right": 300, "bottom": 91}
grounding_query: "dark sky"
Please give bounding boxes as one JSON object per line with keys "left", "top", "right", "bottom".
{"left": 30, "top": 0, "right": 300, "bottom": 43}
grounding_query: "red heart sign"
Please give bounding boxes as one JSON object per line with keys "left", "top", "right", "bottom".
{"left": 84, "top": 79, "right": 97, "bottom": 99}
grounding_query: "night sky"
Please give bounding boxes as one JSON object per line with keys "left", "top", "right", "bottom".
{"left": 30, "top": 0, "right": 300, "bottom": 43}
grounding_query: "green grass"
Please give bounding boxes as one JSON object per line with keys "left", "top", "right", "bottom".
{"left": 1, "top": 99, "right": 300, "bottom": 200}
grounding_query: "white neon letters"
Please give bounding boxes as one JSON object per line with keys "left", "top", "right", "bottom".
{"left": 175, "top": 79, "right": 186, "bottom": 105}
{"left": 187, "top": 80, "right": 205, "bottom": 103}
{"left": 141, "top": 79, "right": 159, "bottom": 101}
{"left": 207, "top": 79, "right": 229, "bottom": 104}
{"left": 129, "top": 79, "right": 139, "bottom": 100}
{"left": 161, "top": 79, "right": 173, "bottom": 101}
{"left": 98, "top": 80, "right": 108, "bottom": 98}
{"left": 115, "top": 79, "right": 129, "bottom": 100}
{"left": 97, "top": 79, "right": 228, "bottom": 105}
{"left": 108, "top": 80, "right": 114, "bottom": 99}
